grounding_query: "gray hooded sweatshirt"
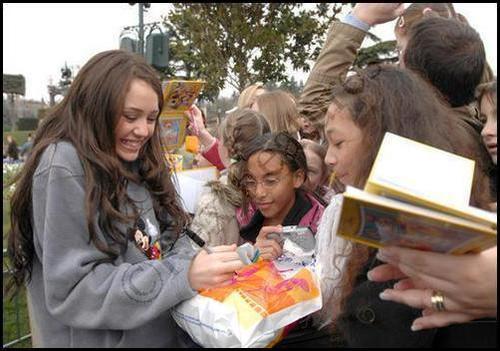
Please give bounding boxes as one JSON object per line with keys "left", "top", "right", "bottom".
{"left": 27, "top": 141, "right": 198, "bottom": 347}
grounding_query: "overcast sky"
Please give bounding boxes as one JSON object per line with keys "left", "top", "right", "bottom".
{"left": 3, "top": 3, "right": 497, "bottom": 102}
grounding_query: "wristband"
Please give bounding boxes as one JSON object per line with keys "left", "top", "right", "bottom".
{"left": 343, "top": 12, "right": 371, "bottom": 32}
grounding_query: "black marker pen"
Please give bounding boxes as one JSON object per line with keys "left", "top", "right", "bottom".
{"left": 184, "top": 227, "right": 213, "bottom": 254}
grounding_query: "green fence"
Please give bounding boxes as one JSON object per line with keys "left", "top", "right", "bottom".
{"left": 3, "top": 160, "right": 32, "bottom": 347}
{"left": 3, "top": 249, "right": 32, "bottom": 348}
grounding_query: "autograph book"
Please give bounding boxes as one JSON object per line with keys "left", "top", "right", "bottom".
{"left": 336, "top": 133, "right": 496, "bottom": 254}
{"left": 159, "top": 80, "right": 205, "bottom": 150}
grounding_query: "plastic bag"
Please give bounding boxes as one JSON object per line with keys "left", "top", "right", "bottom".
{"left": 172, "top": 252, "right": 322, "bottom": 348}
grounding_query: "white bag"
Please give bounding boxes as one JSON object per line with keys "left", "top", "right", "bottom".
{"left": 172, "top": 250, "right": 322, "bottom": 348}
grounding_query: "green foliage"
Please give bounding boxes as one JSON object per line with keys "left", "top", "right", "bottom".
{"left": 15, "top": 118, "right": 38, "bottom": 131}
{"left": 3, "top": 162, "right": 23, "bottom": 198}
{"left": 163, "top": 3, "right": 351, "bottom": 101}
{"left": 3, "top": 163, "right": 32, "bottom": 348}
{"left": 270, "top": 76, "right": 305, "bottom": 98}
{"left": 354, "top": 40, "right": 398, "bottom": 68}
{"left": 2, "top": 278, "right": 32, "bottom": 348}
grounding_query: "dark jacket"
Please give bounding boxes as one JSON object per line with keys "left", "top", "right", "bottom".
{"left": 299, "top": 20, "right": 497, "bottom": 348}
{"left": 6, "top": 140, "right": 19, "bottom": 160}
{"left": 336, "top": 251, "right": 497, "bottom": 348}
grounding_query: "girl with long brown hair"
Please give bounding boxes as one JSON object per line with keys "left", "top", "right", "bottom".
{"left": 5, "top": 49, "right": 243, "bottom": 347}
{"left": 315, "top": 64, "right": 493, "bottom": 347}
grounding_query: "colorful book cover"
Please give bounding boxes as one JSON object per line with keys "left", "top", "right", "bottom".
{"left": 338, "top": 186, "right": 496, "bottom": 254}
{"left": 162, "top": 80, "right": 205, "bottom": 113}
{"left": 159, "top": 80, "right": 205, "bottom": 150}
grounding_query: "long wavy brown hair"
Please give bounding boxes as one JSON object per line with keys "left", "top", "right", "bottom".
{"left": 6, "top": 50, "right": 190, "bottom": 297}
{"left": 324, "top": 65, "right": 492, "bottom": 328}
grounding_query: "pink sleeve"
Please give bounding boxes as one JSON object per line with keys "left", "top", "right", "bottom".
{"left": 299, "top": 193, "right": 325, "bottom": 234}
{"left": 236, "top": 204, "right": 256, "bottom": 228}
{"left": 201, "top": 138, "right": 226, "bottom": 171}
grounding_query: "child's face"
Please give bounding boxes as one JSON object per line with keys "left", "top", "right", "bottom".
{"left": 245, "top": 151, "right": 304, "bottom": 222}
{"left": 303, "top": 148, "right": 325, "bottom": 192}
{"left": 115, "top": 79, "right": 159, "bottom": 162}
{"left": 480, "top": 94, "right": 497, "bottom": 165}
{"left": 324, "top": 102, "right": 365, "bottom": 188}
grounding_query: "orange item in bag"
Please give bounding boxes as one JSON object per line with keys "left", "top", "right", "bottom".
{"left": 200, "top": 260, "right": 320, "bottom": 329}
{"left": 185, "top": 135, "right": 200, "bottom": 154}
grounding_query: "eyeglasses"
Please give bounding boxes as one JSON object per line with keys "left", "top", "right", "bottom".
{"left": 241, "top": 173, "right": 290, "bottom": 193}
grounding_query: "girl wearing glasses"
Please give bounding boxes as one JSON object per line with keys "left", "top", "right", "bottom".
{"left": 233, "top": 131, "right": 327, "bottom": 347}
{"left": 236, "top": 132, "right": 325, "bottom": 260}
{"left": 189, "top": 108, "right": 270, "bottom": 247}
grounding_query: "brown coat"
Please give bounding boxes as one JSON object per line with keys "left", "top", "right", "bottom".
{"left": 298, "top": 22, "right": 488, "bottom": 140}
{"left": 298, "top": 22, "right": 366, "bottom": 133}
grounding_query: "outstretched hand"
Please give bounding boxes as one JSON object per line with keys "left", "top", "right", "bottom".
{"left": 352, "top": 3, "right": 405, "bottom": 26}
{"left": 185, "top": 104, "right": 205, "bottom": 136}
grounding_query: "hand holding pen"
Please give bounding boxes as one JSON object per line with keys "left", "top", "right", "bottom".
{"left": 185, "top": 228, "right": 245, "bottom": 290}
{"left": 184, "top": 227, "right": 213, "bottom": 254}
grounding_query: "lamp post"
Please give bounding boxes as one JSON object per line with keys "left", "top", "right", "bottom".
{"left": 122, "top": 4, "right": 170, "bottom": 70}
{"left": 129, "top": 3, "right": 151, "bottom": 56}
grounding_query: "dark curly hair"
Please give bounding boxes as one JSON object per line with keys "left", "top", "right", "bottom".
{"left": 232, "top": 132, "right": 308, "bottom": 211}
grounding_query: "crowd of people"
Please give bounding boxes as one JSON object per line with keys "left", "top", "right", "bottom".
{"left": 5, "top": 3, "right": 497, "bottom": 348}
{"left": 3, "top": 133, "right": 33, "bottom": 162}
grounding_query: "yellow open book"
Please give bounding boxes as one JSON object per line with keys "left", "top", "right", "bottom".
{"left": 337, "top": 186, "right": 496, "bottom": 254}
{"left": 337, "top": 132, "right": 496, "bottom": 254}
{"left": 159, "top": 80, "right": 205, "bottom": 150}
{"left": 365, "top": 132, "right": 496, "bottom": 229}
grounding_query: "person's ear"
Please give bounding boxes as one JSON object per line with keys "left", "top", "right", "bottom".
{"left": 422, "top": 7, "right": 436, "bottom": 17}
{"left": 293, "top": 169, "right": 306, "bottom": 189}
{"left": 397, "top": 15, "right": 405, "bottom": 28}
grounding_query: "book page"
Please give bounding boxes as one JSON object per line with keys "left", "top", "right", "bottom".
{"left": 368, "top": 132, "right": 474, "bottom": 208}
{"left": 171, "top": 174, "right": 208, "bottom": 214}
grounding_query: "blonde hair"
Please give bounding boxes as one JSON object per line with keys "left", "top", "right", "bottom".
{"left": 253, "top": 89, "right": 301, "bottom": 135}
{"left": 237, "top": 82, "right": 267, "bottom": 109}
